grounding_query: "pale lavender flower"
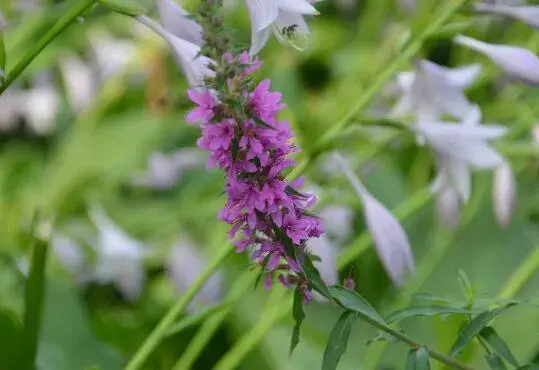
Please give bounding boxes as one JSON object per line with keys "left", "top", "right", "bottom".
{"left": 89, "top": 35, "right": 136, "bottom": 81}
{"left": 416, "top": 105, "right": 507, "bottom": 203}
{"left": 157, "top": 0, "right": 204, "bottom": 45}
{"left": 307, "top": 235, "right": 338, "bottom": 286}
{"left": 455, "top": 34, "right": 539, "bottom": 85}
{"left": 475, "top": 3, "right": 539, "bottom": 29}
{"left": 244, "top": 0, "right": 319, "bottom": 55}
{"left": 492, "top": 162, "right": 517, "bottom": 228}
{"left": 167, "top": 236, "right": 223, "bottom": 312}
{"left": 319, "top": 204, "right": 355, "bottom": 242}
{"left": 334, "top": 153, "right": 414, "bottom": 287}
{"left": 136, "top": 15, "right": 214, "bottom": 87}
{"left": 24, "top": 75, "right": 61, "bottom": 135}
{"left": 89, "top": 206, "right": 146, "bottom": 301}
{"left": 436, "top": 187, "right": 462, "bottom": 229}
{"left": 392, "top": 60, "right": 476, "bottom": 121}
{"left": 59, "top": 54, "right": 97, "bottom": 113}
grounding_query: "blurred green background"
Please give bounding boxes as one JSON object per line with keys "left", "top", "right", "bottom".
{"left": 1, "top": 0, "right": 539, "bottom": 369}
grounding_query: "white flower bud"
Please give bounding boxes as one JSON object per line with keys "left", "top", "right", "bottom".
{"left": 157, "top": 0, "right": 204, "bottom": 46}
{"left": 436, "top": 186, "right": 461, "bottom": 230}
{"left": 334, "top": 153, "right": 414, "bottom": 286}
{"left": 492, "top": 163, "right": 517, "bottom": 228}
{"left": 475, "top": 3, "right": 539, "bottom": 29}
{"left": 454, "top": 34, "right": 539, "bottom": 85}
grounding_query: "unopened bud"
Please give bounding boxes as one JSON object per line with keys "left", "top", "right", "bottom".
{"left": 492, "top": 163, "right": 517, "bottom": 228}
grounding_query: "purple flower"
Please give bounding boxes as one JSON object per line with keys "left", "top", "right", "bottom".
{"left": 249, "top": 79, "right": 285, "bottom": 122}
{"left": 186, "top": 89, "right": 217, "bottom": 124}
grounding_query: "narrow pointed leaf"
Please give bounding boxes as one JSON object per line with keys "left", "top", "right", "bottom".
{"left": 385, "top": 305, "right": 473, "bottom": 324}
{"left": 0, "top": 309, "right": 21, "bottom": 370}
{"left": 290, "top": 287, "right": 305, "bottom": 356}
{"left": 480, "top": 327, "right": 519, "bottom": 367}
{"left": 406, "top": 349, "right": 417, "bottom": 370}
{"left": 416, "top": 347, "right": 431, "bottom": 370}
{"left": 303, "top": 255, "right": 332, "bottom": 300}
{"left": 165, "top": 303, "right": 229, "bottom": 337}
{"left": 516, "top": 365, "right": 539, "bottom": 369}
{"left": 329, "top": 285, "right": 387, "bottom": 325}
{"left": 98, "top": 0, "right": 148, "bottom": 16}
{"left": 449, "top": 304, "right": 516, "bottom": 356}
{"left": 457, "top": 269, "right": 475, "bottom": 302}
{"left": 322, "top": 311, "right": 357, "bottom": 370}
{"left": 485, "top": 354, "right": 507, "bottom": 370}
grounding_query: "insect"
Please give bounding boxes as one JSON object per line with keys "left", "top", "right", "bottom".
{"left": 281, "top": 24, "right": 299, "bottom": 40}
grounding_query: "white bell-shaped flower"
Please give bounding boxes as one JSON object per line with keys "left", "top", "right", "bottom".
{"left": 334, "top": 153, "right": 414, "bottom": 287}
{"left": 492, "top": 162, "right": 517, "bottom": 228}
{"left": 417, "top": 106, "right": 507, "bottom": 203}
{"left": 244, "top": 0, "right": 319, "bottom": 55}
{"left": 436, "top": 186, "right": 462, "bottom": 230}
{"left": 454, "top": 34, "right": 539, "bottom": 85}
{"left": 137, "top": 15, "right": 214, "bottom": 87}
{"left": 475, "top": 3, "right": 539, "bottom": 29}
{"left": 167, "top": 235, "right": 223, "bottom": 313}
{"left": 157, "top": 0, "right": 203, "bottom": 45}
{"left": 89, "top": 206, "right": 146, "bottom": 302}
{"left": 392, "top": 60, "right": 476, "bottom": 121}
{"left": 59, "top": 54, "right": 97, "bottom": 113}
{"left": 89, "top": 35, "right": 136, "bottom": 81}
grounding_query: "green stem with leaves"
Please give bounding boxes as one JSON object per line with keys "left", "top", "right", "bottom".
{"left": 0, "top": 0, "right": 96, "bottom": 94}
{"left": 19, "top": 215, "right": 50, "bottom": 370}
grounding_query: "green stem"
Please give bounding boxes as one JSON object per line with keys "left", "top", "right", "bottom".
{"left": 496, "top": 247, "right": 539, "bottom": 299}
{"left": 0, "top": 0, "right": 96, "bottom": 94}
{"left": 287, "top": 0, "right": 472, "bottom": 179}
{"left": 358, "top": 312, "right": 476, "bottom": 370}
{"left": 125, "top": 241, "right": 234, "bottom": 370}
{"left": 19, "top": 218, "right": 50, "bottom": 370}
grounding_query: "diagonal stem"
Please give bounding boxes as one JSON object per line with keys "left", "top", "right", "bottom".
{"left": 0, "top": 0, "right": 96, "bottom": 94}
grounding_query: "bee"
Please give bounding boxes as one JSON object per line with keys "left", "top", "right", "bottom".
{"left": 281, "top": 24, "right": 299, "bottom": 40}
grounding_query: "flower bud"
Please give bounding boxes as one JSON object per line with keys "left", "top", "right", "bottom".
{"left": 436, "top": 186, "right": 461, "bottom": 230}
{"left": 492, "top": 163, "right": 517, "bottom": 228}
{"left": 454, "top": 34, "right": 539, "bottom": 85}
{"left": 474, "top": 3, "right": 539, "bottom": 29}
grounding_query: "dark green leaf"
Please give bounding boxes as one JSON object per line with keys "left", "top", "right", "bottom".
{"left": 285, "top": 185, "right": 309, "bottom": 199}
{"left": 253, "top": 117, "right": 277, "bottom": 130}
{"left": 254, "top": 255, "right": 272, "bottom": 289}
{"left": 322, "top": 311, "right": 356, "bottom": 370}
{"left": 485, "top": 354, "right": 507, "bottom": 370}
{"left": 427, "top": 20, "right": 474, "bottom": 39}
{"left": 385, "top": 305, "right": 473, "bottom": 323}
{"left": 98, "top": 0, "right": 148, "bottom": 16}
{"left": 480, "top": 327, "right": 519, "bottom": 367}
{"left": 0, "top": 32, "right": 5, "bottom": 71}
{"left": 0, "top": 308, "right": 21, "bottom": 370}
{"left": 290, "top": 287, "right": 305, "bottom": 357}
{"left": 516, "top": 365, "right": 539, "bottom": 369}
{"left": 416, "top": 347, "right": 431, "bottom": 370}
{"left": 405, "top": 349, "right": 417, "bottom": 370}
{"left": 449, "top": 304, "right": 516, "bottom": 356}
{"left": 329, "top": 285, "right": 386, "bottom": 325}
{"left": 165, "top": 303, "right": 229, "bottom": 337}
{"left": 303, "top": 256, "right": 332, "bottom": 300}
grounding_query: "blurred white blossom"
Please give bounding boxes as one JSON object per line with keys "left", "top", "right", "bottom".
{"left": 436, "top": 187, "right": 462, "bottom": 230}
{"left": 416, "top": 106, "right": 507, "bottom": 203}
{"left": 475, "top": 3, "right": 539, "bottom": 29}
{"left": 391, "top": 60, "right": 476, "bottom": 121}
{"left": 23, "top": 75, "right": 61, "bottom": 135}
{"left": 59, "top": 54, "right": 97, "bottom": 113}
{"left": 89, "top": 206, "right": 146, "bottom": 302}
{"left": 455, "top": 34, "right": 539, "bottom": 85}
{"left": 244, "top": 0, "right": 319, "bottom": 55}
{"left": 132, "top": 149, "right": 205, "bottom": 189}
{"left": 319, "top": 204, "right": 355, "bottom": 242}
{"left": 89, "top": 35, "right": 136, "bottom": 80}
{"left": 492, "top": 162, "right": 517, "bottom": 228}
{"left": 137, "top": 15, "right": 214, "bottom": 87}
{"left": 307, "top": 235, "right": 338, "bottom": 302}
{"left": 157, "top": 0, "right": 203, "bottom": 45}
{"left": 334, "top": 153, "right": 414, "bottom": 287}
{"left": 167, "top": 236, "right": 223, "bottom": 312}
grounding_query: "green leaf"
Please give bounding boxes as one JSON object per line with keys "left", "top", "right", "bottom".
{"left": 303, "top": 256, "right": 332, "bottom": 300}
{"left": 0, "top": 32, "right": 6, "bottom": 72}
{"left": 479, "top": 327, "right": 519, "bottom": 367}
{"left": 485, "top": 354, "right": 507, "bottom": 370}
{"left": 0, "top": 308, "right": 21, "bottom": 370}
{"left": 457, "top": 269, "right": 475, "bottom": 304}
{"left": 253, "top": 117, "right": 277, "bottom": 131}
{"left": 516, "top": 365, "right": 539, "bottom": 369}
{"left": 449, "top": 304, "right": 516, "bottom": 356}
{"left": 322, "top": 311, "right": 356, "bottom": 370}
{"left": 415, "top": 347, "right": 431, "bottom": 370}
{"left": 329, "top": 285, "right": 387, "bottom": 325}
{"left": 385, "top": 305, "right": 473, "bottom": 324}
{"left": 405, "top": 349, "right": 417, "bottom": 370}
{"left": 165, "top": 303, "right": 229, "bottom": 337}
{"left": 290, "top": 287, "right": 305, "bottom": 357}
{"left": 97, "top": 0, "right": 148, "bottom": 16}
